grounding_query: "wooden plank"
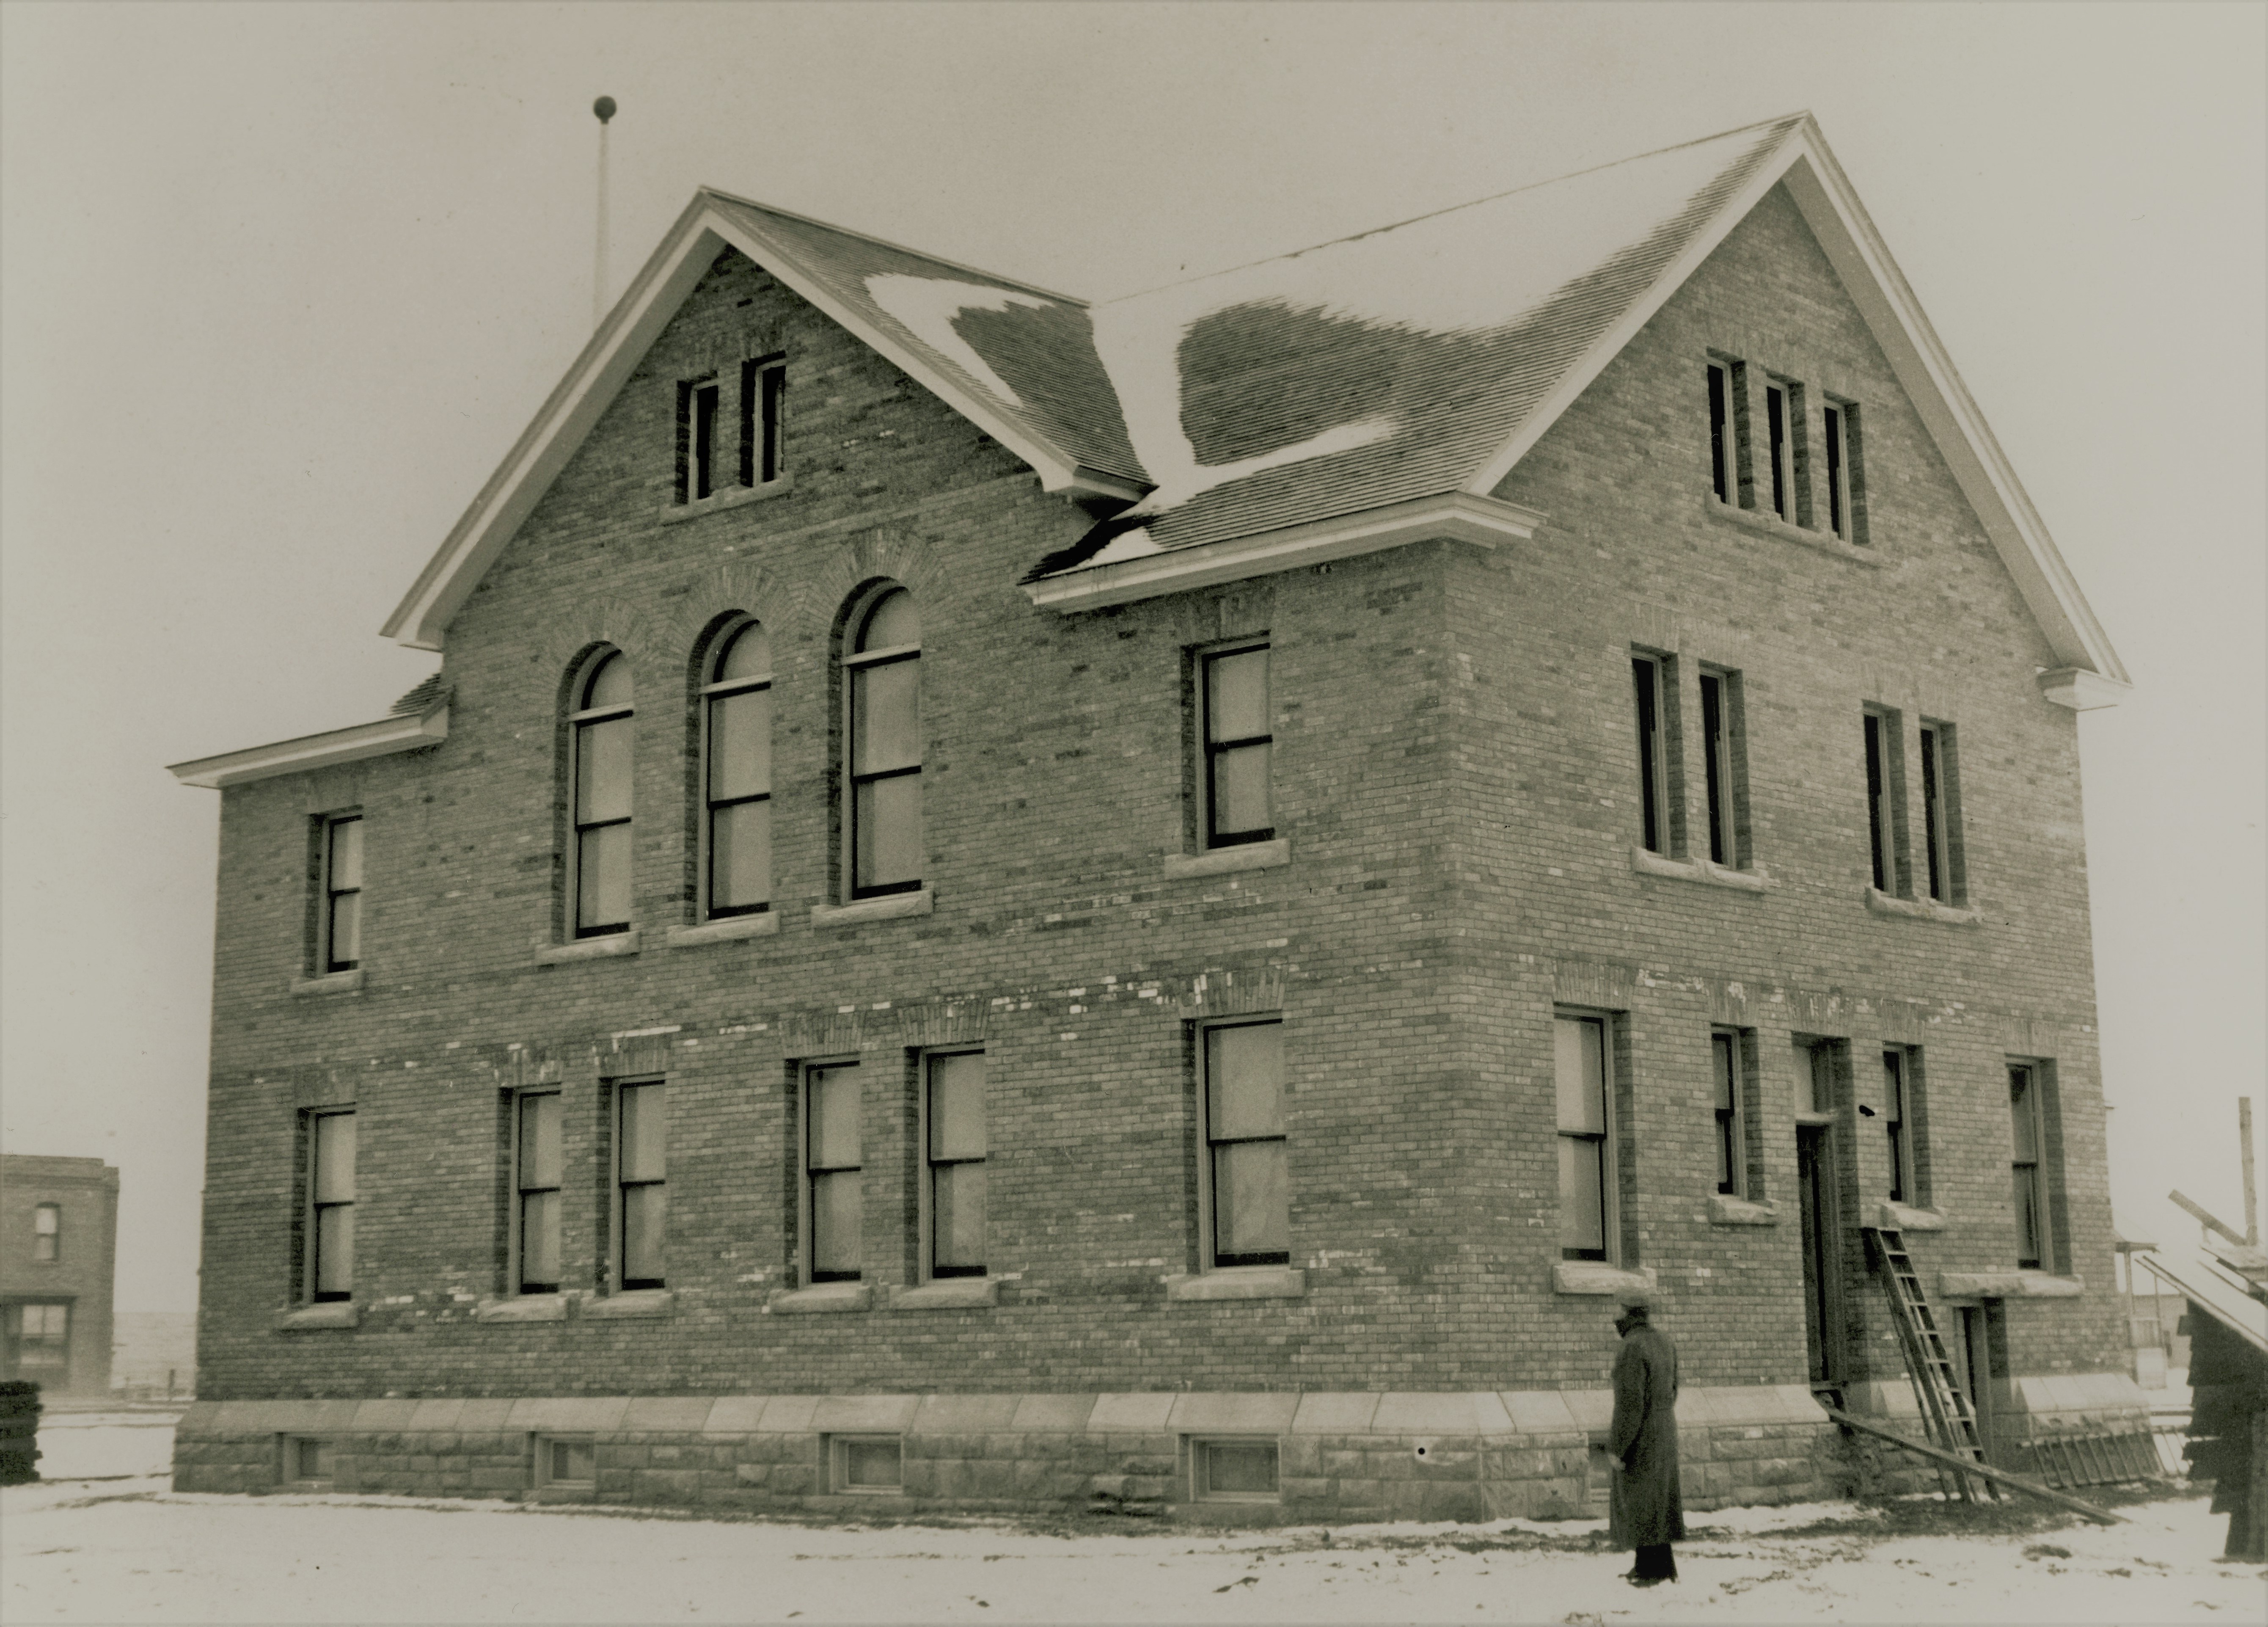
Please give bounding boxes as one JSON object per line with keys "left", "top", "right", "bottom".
{"left": 1821, "top": 1408, "right": 2126, "bottom": 1524}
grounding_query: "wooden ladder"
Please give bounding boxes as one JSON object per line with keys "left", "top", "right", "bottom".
{"left": 1863, "top": 1226, "right": 1997, "bottom": 1502}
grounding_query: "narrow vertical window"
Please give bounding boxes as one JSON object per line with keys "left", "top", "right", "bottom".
{"left": 1863, "top": 708, "right": 1906, "bottom": 896}
{"left": 1764, "top": 382, "right": 1790, "bottom": 519}
{"left": 1555, "top": 1014, "right": 1612, "bottom": 1261}
{"left": 2010, "top": 1064, "right": 2044, "bottom": 1269}
{"left": 308, "top": 1110, "right": 355, "bottom": 1303}
{"left": 32, "top": 1204, "right": 59, "bottom": 1261}
{"left": 702, "top": 622, "right": 771, "bottom": 918}
{"left": 925, "top": 1051, "right": 986, "bottom": 1279}
{"left": 1202, "top": 643, "right": 1272, "bottom": 848}
{"left": 1203, "top": 1020, "right": 1288, "bottom": 1268}
{"left": 615, "top": 1082, "right": 666, "bottom": 1291}
{"left": 1823, "top": 404, "right": 1847, "bottom": 538}
{"left": 323, "top": 814, "right": 363, "bottom": 972}
{"left": 845, "top": 587, "right": 922, "bottom": 897}
{"left": 746, "top": 359, "right": 786, "bottom": 485}
{"left": 515, "top": 1092, "right": 562, "bottom": 1295}
{"left": 1919, "top": 722, "right": 1962, "bottom": 905}
{"left": 1698, "top": 669, "right": 1746, "bottom": 868}
{"left": 691, "top": 378, "right": 723, "bottom": 501}
{"left": 1631, "top": 653, "right": 1675, "bottom": 856}
{"left": 1808, "top": 1040, "right": 1842, "bottom": 1114}
{"left": 571, "top": 651, "right": 633, "bottom": 936}
{"left": 805, "top": 1062, "right": 862, "bottom": 1282}
{"left": 1711, "top": 1031, "right": 1744, "bottom": 1197}
{"left": 1882, "top": 1050, "right": 1910, "bottom": 1204}
{"left": 1706, "top": 362, "right": 1732, "bottom": 502}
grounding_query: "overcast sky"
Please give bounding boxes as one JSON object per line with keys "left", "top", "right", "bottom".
{"left": 3, "top": 3, "right": 2261, "bottom": 1313}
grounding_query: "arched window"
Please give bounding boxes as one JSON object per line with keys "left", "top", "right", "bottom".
{"left": 844, "top": 586, "right": 922, "bottom": 897}
{"left": 570, "top": 650, "right": 633, "bottom": 936}
{"left": 702, "top": 620, "right": 771, "bottom": 918}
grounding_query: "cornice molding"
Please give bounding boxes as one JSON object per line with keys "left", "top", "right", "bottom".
{"left": 169, "top": 703, "right": 449, "bottom": 790}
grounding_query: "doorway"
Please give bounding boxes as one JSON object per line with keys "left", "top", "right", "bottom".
{"left": 1796, "top": 1125, "right": 1842, "bottom": 1388}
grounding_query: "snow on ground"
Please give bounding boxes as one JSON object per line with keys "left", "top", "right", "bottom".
{"left": 7, "top": 1420, "right": 2260, "bottom": 1624}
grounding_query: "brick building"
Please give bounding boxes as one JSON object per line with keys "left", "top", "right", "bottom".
{"left": 2, "top": 1155, "right": 119, "bottom": 1397}
{"left": 167, "top": 115, "right": 2148, "bottom": 1517}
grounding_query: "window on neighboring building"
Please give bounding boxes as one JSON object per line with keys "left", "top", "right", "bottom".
{"left": 677, "top": 356, "right": 784, "bottom": 503}
{"left": 831, "top": 1435, "right": 903, "bottom": 1493}
{"left": 570, "top": 651, "right": 634, "bottom": 937}
{"left": 804, "top": 1062, "right": 862, "bottom": 1282}
{"left": 1918, "top": 722, "right": 1964, "bottom": 905}
{"left": 4, "top": 1304, "right": 69, "bottom": 1372}
{"left": 322, "top": 813, "right": 363, "bottom": 972}
{"left": 845, "top": 586, "right": 922, "bottom": 897}
{"left": 1698, "top": 667, "right": 1747, "bottom": 868}
{"left": 1862, "top": 707, "right": 1908, "bottom": 896}
{"left": 1710, "top": 1031, "right": 1746, "bottom": 1198}
{"left": 1192, "top": 1438, "right": 1280, "bottom": 1502}
{"left": 32, "top": 1204, "right": 58, "bottom": 1262}
{"left": 614, "top": 1081, "right": 665, "bottom": 1291}
{"left": 1202, "top": 1020, "right": 1288, "bottom": 1269}
{"left": 1882, "top": 1049, "right": 1915, "bottom": 1204}
{"left": 515, "top": 1091, "right": 562, "bottom": 1295}
{"left": 925, "top": 1051, "right": 987, "bottom": 1280}
{"left": 1764, "top": 379, "right": 1793, "bottom": 520}
{"left": 1201, "top": 642, "right": 1273, "bottom": 848}
{"left": 702, "top": 620, "right": 772, "bottom": 919}
{"left": 307, "top": 1109, "right": 355, "bottom": 1303}
{"left": 1631, "top": 652, "right": 1680, "bottom": 857}
{"left": 2010, "top": 1063, "right": 2046, "bottom": 1269}
{"left": 1555, "top": 1013, "right": 1614, "bottom": 1261}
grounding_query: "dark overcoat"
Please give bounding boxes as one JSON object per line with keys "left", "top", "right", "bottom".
{"left": 1607, "top": 1323, "right": 1686, "bottom": 1548}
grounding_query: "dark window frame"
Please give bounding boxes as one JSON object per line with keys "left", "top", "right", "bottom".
{"left": 843, "top": 586, "right": 923, "bottom": 899}
{"left": 31, "top": 1202, "right": 59, "bottom": 1262}
{"left": 1710, "top": 1029, "right": 1747, "bottom": 1198}
{"left": 1821, "top": 395, "right": 1868, "bottom": 544}
{"left": 305, "top": 1107, "right": 356, "bottom": 1304}
{"left": 803, "top": 1059, "right": 864, "bottom": 1283}
{"left": 2010, "top": 1062, "right": 2047, "bottom": 1270}
{"left": 1555, "top": 1010, "right": 1618, "bottom": 1263}
{"left": 569, "top": 650, "right": 634, "bottom": 938}
{"left": 675, "top": 354, "right": 785, "bottom": 505}
{"left": 1918, "top": 720, "right": 1965, "bottom": 905}
{"left": 922, "top": 1049, "right": 987, "bottom": 1281}
{"left": 512, "top": 1089, "right": 564, "bottom": 1296}
{"left": 1882, "top": 1048, "right": 1913, "bottom": 1205}
{"left": 1199, "top": 1018, "right": 1290, "bottom": 1270}
{"left": 321, "top": 811, "right": 363, "bottom": 973}
{"left": 1698, "top": 667, "right": 1749, "bottom": 869}
{"left": 1631, "top": 651, "right": 1684, "bottom": 857}
{"left": 1200, "top": 640, "right": 1274, "bottom": 849}
{"left": 612, "top": 1079, "right": 666, "bottom": 1293}
{"left": 1862, "top": 706, "right": 1910, "bottom": 897}
{"left": 700, "top": 619, "right": 773, "bottom": 920}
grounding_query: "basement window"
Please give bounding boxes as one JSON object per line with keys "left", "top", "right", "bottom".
{"left": 538, "top": 1436, "right": 596, "bottom": 1487}
{"left": 282, "top": 1436, "right": 336, "bottom": 1489}
{"left": 831, "top": 1435, "right": 903, "bottom": 1494}
{"left": 1191, "top": 1438, "right": 1280, "bottom": 1502}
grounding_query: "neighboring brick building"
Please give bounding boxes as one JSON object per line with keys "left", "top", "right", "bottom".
{"left": 1, "top": 1155, "right": 119, "bottom": 1397}
{"left": 167, "top": 114, "right": 2146, "bottom": 1518}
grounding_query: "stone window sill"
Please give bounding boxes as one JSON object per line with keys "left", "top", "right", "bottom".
{"left": 290, "top": 968, "right": 365, "bottom": 997}
{"left": 811, "top": 890, "right": 932, "bottom": 928}
{"left": 887, "top": 1278, "right": 999, "bottom": 1310}
{"left": 1163, "top": 1266, "right": 1306, "bottom": 1302}
{"left": 1551, "top": 1261, "right": 1659, "bottom": 1298}
{"left": 1704, "top": 494, "right": 1883, "bottom": 567}
{"left": 273, "top": 1302, "right": 359, "bottom": 1331}
{"left": 1629, "top": 847, "right": 1769, "bottom": 892}
{"left": 1708, "top": 1194, "right": 1778, "bottom": 1227}
{"left": 658, "top": 477, "right": 792, "bottom": 525}
{"left": 1162, "top": 838, "right": 1290, "bottom": 881}
{"left": 535, "top": 928, "right": 641, "bottom": 965}
{"left": 664, "top": 912, "right": 779, "bottom": 948}
{"left": 584, "top": 1289, "right": 674, "bottom": 1319}
{"left": 1938, "top": 1270, "right": 2083, "bottom": 1300}
{"left": 1874, "top": 1201, "right": 1948, "bottom": 1232}
{"left": 768, "top": 1281, "right": 873, "bottom": 1314}
{"left": 1866, "top": 888, "right": 1980, "bottom": 926}
{"left": 474, "top": 1294, "right": 568, "bottom": 1323}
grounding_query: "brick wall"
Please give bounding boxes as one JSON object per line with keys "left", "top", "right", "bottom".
{"left": 1, "top": 1155, "right": 119, "bottom": 1396}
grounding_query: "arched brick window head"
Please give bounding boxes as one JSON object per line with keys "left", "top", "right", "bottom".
{"left": 572, "top": 651, "right": 633, "bottom": 936}
{"left": 846, "top": 587, "right": 922, "bottom": 897}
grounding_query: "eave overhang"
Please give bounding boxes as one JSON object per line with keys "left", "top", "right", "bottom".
{"left": 168, "top": 703, "right": 449, "bottom": 790}
{"left": 1022, "top": 491, "right": 1544, "bottom": 613}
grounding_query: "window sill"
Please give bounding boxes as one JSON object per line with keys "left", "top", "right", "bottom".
{"left": 1865, "top": 888, "right": 1979, "bottom": 926}
{"left": 1938, "top": 1270, "right": 2083, "bottom": 1300}
{"left": 658, "top": 477, "right": 792, "bottom": 525}
{"left": 1550, "top": 1261, "right": 1659, "bottom": 1298}
{"left": 887, "top": 1278, "right": 999, "bottom": 1310}
{"left": 535, "top": 929, "right": 641, "bottom": 965}
{"left": 810, "top": 889, "right": 932, "bottom": 928}
{"left": 1703, "top": 494, "right": 1883, "bottom": 566}
{"left": 585, "top": 1289, "right": 674, "bottom": 1319}
{"left": 1708, "top": 1194, "right": 1778, "bottom": 1227}
{"left": 1163, "top": 1266, "right": 1306, "bottom": 1302}
{"left": 1629, "top": 847, "right": 1769, "bottom": 892}
{"left": 473, "top": 1294, "right": 568, "bottom": 1323}
{"left": 290, "top": 968, "right": 365, "bottom": 997}
{"left": 768, "top": 1282, "right": 873, "bottom": 1314}
{"left": 273, "top": 1302, "right": 358, "bottom": 1331}
{"left": 664, "top": 913, "right": 779, "bottom": 948}
{"left": 1874, "top": 1201, "right": 1947, "bottom": 1232}
{"left": 1162, "top": 838, "right": 1290, "bottom": 881}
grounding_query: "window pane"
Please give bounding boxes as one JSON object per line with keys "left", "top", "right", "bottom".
{"left": 34, "top": 1206, "right": 58, "bottom": 1235}
{"left": 578, "top": 822, "right": 632, "bottom": 929}
{"left": 1881, "top": 1054, "right": 1903, "bottom": 1123}
{"left": 2009, "top": 1070, "right": 2038, "bottom": 1161}
{"left": 809, "top": 1068, "right": 861, "bottom": 1169}
{"left": 297, "top": 1438, "right": 334, "bottom": 1480}
{"left": 1810, "top": 1046, "right": 1839, "bottom": 1114}
{"left": 852, "top": 659, "right": 922, "bottom": 774}
{"left": 618, "top": 1084, "right": 665, "bottom": 1183}
{"left": 2014, "top": 1168, "right": 2042, "bottom": 1264}
{"left": 1207, "top": 1024, "right": 1284, "bottom": 1139}
{"left": 553, "top": 1439, "right": 595, "bottom": 1482}
{"left": 854, "top": 772, "right": 922, "bottom": 890}
{"left": 519, "top": 1093, "right": 562, "bottom": 1189}
{"left": 584, "top": 652, "right": 631, "bottom": 710}
{"left": 1716, "top": 1115, "right": 1737, "bottom": 1192}
{"left": 811, "top": 1168, "right": 863, "bottom": 1276}
{"left": 329, "top": 818, "right": 363, "bottom": 890}
{"left": 577, "top": 716, "right": 633, "bottom": 823}
{"left": 1553, "top": 1018, "right": 1606, "bottom": 1135}
{"left": 1210, "top": 742, "right": 1272, "bottom": 837}
{"left": 1204, "top": 1441, "right": 1278, "bottom": 1495}
{"left": 1206, "top": 648, "right": 1269, "bottom": 743}
{"left": 1212, "top": 1140, "right": 1288, "bottom": 1259}
{"left": 1712, "top": 1034, "right": 1737, "bottom": 1113}
{"left": 928, "top": 1053, "right": 987, "bottom": 1160}
{"left": 716, "top": 621, "right": 770, "bottom": 682}
{"left": 621, "top": 1182, "right": 665, "bottom": 1285}
{"left": 520, "top": 1189, "right": 560, "bottom": 1290}
{"left": 710, "top": 798, "right": 771, "bottom": 911}
{"left": 314, "top": 1204, "right": 354, "bottom": 1296}
{"left": 1558, "top": 1136, "right": 1605, "bottom": 1255}
{"left": 313, "top": 1114, "right": 356, "bottom": 1202}
{"left": 932, "top": 1162, "right": 986, "bottom": 1273}
{"left": 328, "top": 891, "right": 361, "bottom": 969}
{"left": 709, "top": 687, "right": 771, "bottom": 801}
{"left": 843, "top": 1438, "right": 901, "bottom": 1488}
{"left": 857, "top": 588, "right": 919, "bottom": 653}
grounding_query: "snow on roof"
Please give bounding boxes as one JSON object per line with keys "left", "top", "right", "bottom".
{"left": 2141, "top": 1238, "right": 2268, "bottom": 1356}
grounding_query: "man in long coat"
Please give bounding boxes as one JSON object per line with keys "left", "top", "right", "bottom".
{"left": 1608, "top": 1298, "right": 1685, "bottom": 1586}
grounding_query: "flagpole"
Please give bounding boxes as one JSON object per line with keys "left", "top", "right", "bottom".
{"left": 593, "top": 96, "right": 617, "bottom": 330}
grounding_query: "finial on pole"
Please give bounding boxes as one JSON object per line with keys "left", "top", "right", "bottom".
{"left": 592, "top": 96, "right": 616, "bottom": 330}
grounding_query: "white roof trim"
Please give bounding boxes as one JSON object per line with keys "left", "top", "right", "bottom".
{"left": 169, "top": 704, "right": 449, "bottom": 789}
{"left": 1024, "top": 491, "right": 1543, "bottom": 612}
{"left": 1464, "top": 116, "right": 2129, "bottom": 690}
{"left": 2036, "top": 667, "right": 2130, "bottom": 712}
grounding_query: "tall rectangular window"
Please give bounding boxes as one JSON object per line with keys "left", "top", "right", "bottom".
{"left": 1882, "top": 1050, "right": 1912, "bottom": 1204}
{"left": 702, "top": 621, "right": 772, "bottom": 918}
{"left": 615, "top": 1082, "right": 665, "bottom": 1292}
{"left": 1918, "top": 722, "right": 1963, "bottom": 905}
{"left": 679, "top": 358, "right": 786, "bottom": 505}
{"left": 32, "top": 1203, "right": 59, "bottom": 1261}
{"left": 1706, "top": 361, "right": 1733, "bottom": 502}
{"left": 307, "top": 1109, "right": 355, "bottom": 1303}
{"left": 1556, "top": 1014, "right": 1613, "bottom": 1261}
{"left": 2010, "top": 1064, "right": 2045, "bottom": 1269}
{"left": 846, "top": 588, "right": 922, "bottom": 897}
{"left": 1710, "top": 1031, "right": 1745, "bottom": 1197}
{"left": 1698, "top": 668, "right": 1746, "bottom": 868}
{"left": 570, "top": 652, "right": 634, "bottom": 936}
{"left": 322, "top": 814, "right": 363, "bottom": 972}
{"left": 515, "top": 1092, "right": 562, "bottom": 1295}
{"left": 1823, "top": 403, "right": 1848, "bottom": 538}
{"left": 1631, "top": 653, "right": 1678, "bottom": 856}
{"left": 925, "top": 1051, "right": 987, "bottom": 1279}
{"left": 1807, "top": 1039, "right": 1844, "bottom": 1114}
{"left": 1764, "top": 381, "right": 1792, "bottom": 519}
{"left": 1203, "top": 1020, "right": 1288, "bottom": 1268}
{"left": 805, "top": 1062, "right": 862, "bottom": 1282}
{"left": 1202, "top": 643, "right": 1272, "bottom": 848}
{"left": 1863, "top": 708, "right": 1907, "bottom": 896}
